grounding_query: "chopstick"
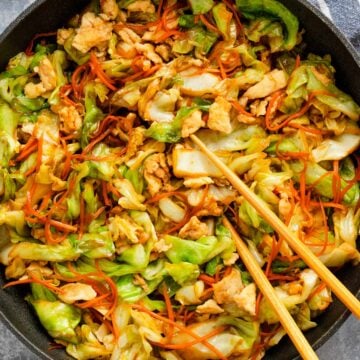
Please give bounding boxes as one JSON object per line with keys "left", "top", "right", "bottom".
{"left": 190, "top": 134, "right": 360, "bottom": 319}
{"left": 223, "top": 217, "right": 319, "bottom": 360}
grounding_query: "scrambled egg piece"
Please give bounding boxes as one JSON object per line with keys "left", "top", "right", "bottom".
{"left": 213, "top": 268, "right": 244, "bottom": 304}
{"left": 127, "top": 0, "right": 155, "bottom": 13}
{"left": 57, "top": 28, "right": 74, "bottom": 46}
{"left": 58, "top": 283, "right": 97, "bottom": 304}
{"left": 56, "top": 105, "right": 82, "bottom": 134}
{"left": 72, "top": 12, "right": 113, "bottom": 53}
{"left": 208, "top": 96, "right": 232, "bottom": 134}
{"left": 24, "top": 57, "right": 57, "bottom": 99}
{"left": 143, "top": 153, "right": 171, "bottom": 196}
{"left": 196, "top": 299, "right": 224, "bottom": 314}
{"left": 178, "top": 216, "right": 209, "bottom": 240}
{"left": 181, "top": 109, "right": 205, "bottom": 137}
{"left": 213, "top": 268, "right": 257, "bottom": 316}
{"left": 117, "top": 27, "right": 141, "bottom": 46}
{"left": 101, "top": 0, "right": 119, "bottom": 20}
{"left": 135, "top": 43, "right": 163, "bottom": 64}
{"left": 243, "top": 69, "right": 287, "bottom": 99}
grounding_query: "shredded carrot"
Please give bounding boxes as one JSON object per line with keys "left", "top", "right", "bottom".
{"left": 44, "top": 221, "right": 61, "bottom": 244}
{"left": 309, "top": 201, "right": 345, "bottom": 210}
{"left": 288, "top": 122, "right": 329, "bottom": 135}
{"left": 265, "top": 90, "right": 286, "bottom": 131}
{"left": 4, "top": 277, "right": 63, "bottom": 295}
{"left": 59, "top": 84, "right": 77, "bottom": 107}
{"left": 147, "top": 191, "right": 188, "bottom": 205}
{"left": 308, "top": 282, "right": 327, "bottom": 300}
{"left": 164, "top": 185, "right": 209, "bottom": 235}
{"left": 222, "top": 0, "right": 243, "bottom": 37}
{"left": 95, "top": 261, "right": 118, "bottom": 318}
{"left": 89, "top": 52, "right": 117, "bottom": 91}
{"left": 267, "top": 274, "right": 298, "bottom": 282}
{"left": 199, "top": 287, "right": 214, "bottom": 301}
{"left": 71, "top": 63, "right": 92, "bottom": 99}
{"left": 199, "top": 14, "right": 222, "bottom": 35}
{"left": 265, "top": 236, "right": 278, "bottom": 277}
{"left": 332, "top": 160, "right": 341, "bottom": 203}
{"left": 38, "top": 191, "right": 53, "bottom": 212}
{"left": 107, "top": 182, "right": 121, "bottom": 199}
{"left": 160, "top": 2, "right": 179, "bottom": 32}
{"left": 82, "top": 128, "right": 112, "bottom": 155}
{"left": 162, "top": 286, "right": 175, "bottom": 342}
{"left": 223, "top": 266, "right": 233, "bottom": 278}
{"left": 217, "top": 57, "right": 227, "bottom": 80}
{"left": 255, "top": 293, "right": 262, "bottom": 319}
{"left": 131, "top": 304, "right": 228, "bottom": 360}
{"left": 77, "top": 293, "right": 110, "bottom": 309}
{"left": 151, "top": 326, "right": 226, "bottom": 350}
{"left": 230, "top": 100, "right": 254, "bottom": 117}
{"left": 266, "top": 90, "right": 332, "bottom": 131}
{"left": 48, "top": 343, "right": 65, "bottom": 351}
{"left": 25, "top": 31, "right": 57, "bottom": 56}
{"left": 24, "top": 136, "right": 43, "bottom": 176}
{"left": 198, "top": 273, "right": 216, "bottom": 285}
{"left": 102, "top": 180, "right": 111, "bottom": 206}
{"left": 155, "top": 29, "right": 183, "bottom": 43}
{"left": 16, "top": 137, "right": 38, "bottom": 161}
{"left": 60, "top": 138, "right": 73, "bottom": 179}
{"left": 316, "top": 200, "right": 329, "bottom": 257}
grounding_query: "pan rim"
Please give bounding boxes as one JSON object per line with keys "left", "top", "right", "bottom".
{"left": 0, "top": 0, "right": 359, "bottom": 359}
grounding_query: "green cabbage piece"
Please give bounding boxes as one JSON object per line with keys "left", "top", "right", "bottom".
{"left": 64, "top": 33, "right": 90, "bottom": 65}
{"left": 80, "top": 83, "right": 105, "bottom": 148}
{"left": 189, "top": 26, "right": 219, "bottom": 55}
{"left": 0, "top": 101, "right": 20, "bottom": 167}
{"left": 66, "top": 324, "right": 112, "bottom": 360}
{"left": 236, "top": 0, "right": 299, "bottom": 50}
{"left": 246, "top": 18, "right": 285, "bottom": 52}
{"left": 196, "top": 124, "right": 267, "bottom": 153}
{"left": 77, "top": 230, "right": 115, "bottom": 259}
{"left": 10, "top": 240, "right": 81, "bottom": 262}
{"left": 289, "top": 160, "right": 359, "bottom": 206}
{"left": 145, "top": 107, "right": 196, "bottom": 143}
{"left": 27, "top": 284, "right": 81, "bottom": 344}
{"left": 213, "top": 3, "right": 233, "bottom": 40}
{"left": 165, "top": 262, "right": 200, "bottom": 286}
{"left": 164, "top": 232, "right": 233, "bottom": 265}
{"left": 188, "top": 0, "right": 214, "bottom": 14}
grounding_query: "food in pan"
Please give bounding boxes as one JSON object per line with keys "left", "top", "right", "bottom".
{"left": 0, "top": 0, "right": 359, "bottom": 359}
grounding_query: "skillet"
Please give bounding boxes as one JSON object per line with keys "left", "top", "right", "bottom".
{"left": 0, "top": 0, "right": 359, "bottom": 359}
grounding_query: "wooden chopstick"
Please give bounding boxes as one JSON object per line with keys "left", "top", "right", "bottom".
{"left": 190, "top": 134, "right": 360, "bottom": 319}
{"left": 223, "top": 217, "right": 319, "bottom": 360}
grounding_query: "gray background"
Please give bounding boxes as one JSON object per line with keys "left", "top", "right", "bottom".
{"left": 0, "top": 0, "right": 359, "bottom": 359}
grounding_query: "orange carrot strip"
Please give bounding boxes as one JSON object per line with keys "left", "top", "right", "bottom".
{"left": 308, "top": 282, "right": 327, "bottom": 300}
{"left": 332, "top": 160, "right": 341, "bottom": 203}
{"left": 151, "top": 326, "right": 226, "bottom": 350}
{"left": 131, "top": 304, "right": 228, "bottom": 360}
{"left": 89, "top": 52, "right": 117, "bottom": 91}
{"left": 162, "top": 286, "right": 175, "bottom": 342}
{"left": 16, "top": 137, "right": 38, "bottom": 161}
{"left": 4, "top": 277, "right": 63, "bottom": 294}
{"left": 198, "top": 274, "right": 216, "bottom": 285}
{"left": 230, "top": 100, "right": 254, "bottom": 117}
{"left": 199, "top": 14, "right": 222, "bottom": 35}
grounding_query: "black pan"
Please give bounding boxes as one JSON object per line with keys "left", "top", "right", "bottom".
{"left": 0, "top": 1, "right": 359, "bottom": 359}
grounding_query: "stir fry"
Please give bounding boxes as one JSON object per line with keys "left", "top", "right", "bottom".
{"left": 0, "top": 0, "right": 359, "bottom": 359}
